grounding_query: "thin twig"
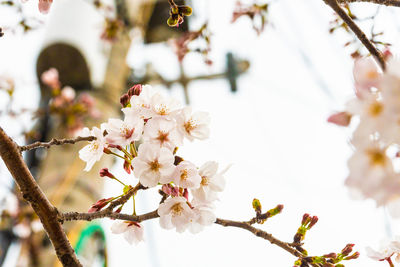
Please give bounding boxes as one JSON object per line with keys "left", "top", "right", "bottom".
{"left": 19, "top": 136, "right": 96, "bottom": 152}
{"left": 338, "top": 0, "right": 400, "bottom": 7}
{"left": 0, "top": 127, "right": 82, "bottom": 267}
{"left": 324, "top": 0, "right": 386, "bottom": 70}
{"left": 214, "top": 218, "right": 303, "bottom": 257}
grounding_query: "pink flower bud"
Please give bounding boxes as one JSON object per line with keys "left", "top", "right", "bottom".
{"left": 327, "top": 112, "right": 352, "bottom": 127}
{"left": 301, "top": 213, "right": 310, "bottom": 225}
{"left": 61, "top": 86, "right": 76, "bottom": 102}
{"left": 99, "top": 168, "right": 114, "bottom": 179}
{"left": 88, "top": 197, "right": 112, "bottom": 213}
{"left": 127, "top": 84, "right": 142, "bottom": 97}
{"left": 341, "top": 243, "right": 355, "bottom": 256}
{"left": 41, "top": 68, "right": 60, "bottom": 89}
{"left": 38, "top": 0, "right": 53, "bottom": 14}
{"left": 120, "top": 93, "right": 130, "bottom": 108}
{"left": 308, "top": 216, "right": 318, "bottom": 229}
{"left": 344, "top": 252, "right": 360, "bottom": 260}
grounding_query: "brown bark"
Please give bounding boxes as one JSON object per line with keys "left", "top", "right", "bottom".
{"left": 338, "top": 0, "right": 400, "bottom": 6}
{"left": 0, "top": 127, "right": 82, "bottom": 267}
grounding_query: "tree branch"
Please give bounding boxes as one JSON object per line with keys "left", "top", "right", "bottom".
{"left": 338, "top": 0, "right": 400, "bottom": 7}
{"left": 19, "top": 136, "right": 96, "bottom": 152}
{"left": 60, "top": 207, "right": 304, "bottom": 259}
{"left": 323, "top": 0, "right": 386, "bottom": 70}
{"left": 0, "top": 127, "right": 82, "bottom": 267}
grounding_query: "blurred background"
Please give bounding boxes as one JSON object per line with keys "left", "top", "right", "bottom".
{"left": 1, "top": 0, "right": 400, "bottom": 266}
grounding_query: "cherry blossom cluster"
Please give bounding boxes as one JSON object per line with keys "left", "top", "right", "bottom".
{"left": 41, "top": 68, "right": 100, "bottom": 135}
{"left": 79, "top": 84, "right": 228, "bottom": 244}
{"left": 328, "top": 55, "right": 400, "bottom": 217}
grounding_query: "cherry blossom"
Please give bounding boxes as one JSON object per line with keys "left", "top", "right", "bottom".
{"left": 143, "top": 117, "right": 182, "bottom": 150}
{"left": 111, "top": 221, "right": 144, "bottom": 245}
{"left": 176, "top": 107, "right": 210, "bottom": 141}
{"left": 353, "top": 57, "right": 381, "bottom": 93}
{"left": 131, "top": 143, "right": 175, "bottom": 187}
{"left": 128, "top": 85, "right": 155, "bottom": 119}
{"left": 104, "top": 110, "right": 144, "bottom": 146}
{"left": 169, "top": 160, "right": 201, "bottom": 189}
{"left": 78, "top": 127, "right": 106, "bottom": 171}
{"left": 366, "top": 238, "right": 400, "bottom": 262}
{"left": 189, "top": 204, "right": 216, "bottom": 234}
{"left": 191, "top": 161, "right": 227, "bottom": 203}
{"left": 158, "top": 196, "right": 195, "bottom": 233}
{"left": 149, "top": 92, "right": 181, "bottom": 119}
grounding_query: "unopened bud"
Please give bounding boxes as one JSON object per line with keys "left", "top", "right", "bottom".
{"left": 127, "top": 84, "right": 142, "bottom": 97}
{"left": 327, "top": 112, "right": 352, "bottom": 127}
{"left": 178, "top": 5, "right": 192, "bottom": 16}
{"left": 88, "top": 197, "right": 112, "bottom": 213}
{"left": 308, "top": 216, "right": 318, "bottom": 229}
{"left": 103, "top": 147, "right": 112, "bottom": 154}
{"left": 99, "top": 168, "right": 114, "bottom": 178}
{"left": 341, "top": 244, "right": 354, "bottom": 256}
{"left": 120, "top": 94, "right": 130, "bottom": 107}
{"left": 344, "top": 252, "right": 359, "bottom": 260}
{"left": 252, "top": 198, "right": 262, "bottom": 214}
{"left": 302, "top": 213, "right": 310, "bottom": 225}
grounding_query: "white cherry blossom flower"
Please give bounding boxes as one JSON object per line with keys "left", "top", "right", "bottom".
{"left": 366, "top": 238, "right": 400, "bottom": 262}
{"left": 79, "top": 127, "right": 106, "bottom": 171}
{"left": 158, "top": 196, "right": 195, "bottom": 233}
{"left": 149, "top": 92, "right": 181, "bottom": 119}
{"left": 169, "top": 161, "right": 201, "bottom": 189}
{"left": 111, "top": 221, "right": 144, "bottom": 245}
{"left": 176, "top": 107, "right": 210, "bottom": 141}
{"left": 104, "top": 110, "right": 144, "bottom": 146}
{"left": 191, "top": 161, "right": 228, "bottom": 203}
{"left": 353, "top": 57, "right": 381, "bottom": 93}
{"left": 189, "top": 204, "right": 216, "bottom": 234}
{"left": 143, "top": 117, "right": 182, "bottom": 150}
{"left": 129, "top": 85, "right": 155, "bottom": 119}
{"left": 131, "top": 143, "right": 175, "bottom": 187}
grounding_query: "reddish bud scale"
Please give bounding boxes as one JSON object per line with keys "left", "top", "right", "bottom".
{"left": 174, "top": 156, "right": 184, "bottom": 166}
{"left": 323, "top": 253, "right": 337, "bottom": 259}
{"left": 183, "top": 188, "right": 189, "bottom": 200}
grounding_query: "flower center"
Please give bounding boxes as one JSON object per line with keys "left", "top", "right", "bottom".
{"left": 171, "top": 203, "right": 183, "bottom": 216}
{"left": 180, "top": 169, "right": 188, "bottom": 181}
{"left": 122, "top": 125, "right": 134, "bottom": 139}
{"left": 367, "top": 70, "right": 378, "bottom": 79}
{"left": 157, "top": 104, "right": 168, "bottom": 115}
{"left": 368, "top": 102, "right": 383, "bottom": 117}
{"left": 184, "top": 119, "right": 196, "bottom": 134}
{"left": 200, "top": 176, "right": 209, "bottom": 186}
{"left": 149, "top": 160, "right": 160, "bottom": 171}
{"left": 157, "top": 131, "right": 169, "bottom": 144}
{"left": 90, "top": 142, "right": 99, "bottom": 152}
{"left": 367, "top": 149, "right": 386, "bottom": 166}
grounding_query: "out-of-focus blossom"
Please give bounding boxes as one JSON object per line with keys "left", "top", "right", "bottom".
{"left": 111, "top": 221, "right": 144, "bottom": 245}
